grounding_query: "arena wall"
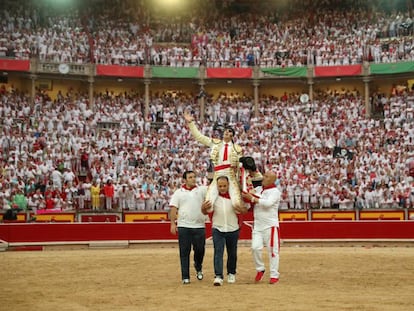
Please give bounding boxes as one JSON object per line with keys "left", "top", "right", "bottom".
{"left": 1, "top": 220, "right": 414, "bottom": 249}
{"left": 94, "top": 79, "right": 145, "bottom": 95}
{"left": 2, "top": 69, "right": 411, "bottom": 100}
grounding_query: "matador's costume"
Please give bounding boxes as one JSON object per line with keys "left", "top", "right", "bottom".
{"left": 187, "top": 121, "right": 243, "bottom": 209}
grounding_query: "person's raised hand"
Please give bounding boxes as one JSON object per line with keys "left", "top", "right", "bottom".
{"left": 184, "top": 110, "right": 194, "bottom": 123}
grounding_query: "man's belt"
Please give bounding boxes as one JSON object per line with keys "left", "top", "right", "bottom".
{"left": 214, "top": 164, "right": 232, "bottom": 171}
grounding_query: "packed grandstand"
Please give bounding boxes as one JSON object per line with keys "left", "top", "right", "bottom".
{"left": 0, "top": 0, "right": 413, "bottom": 217}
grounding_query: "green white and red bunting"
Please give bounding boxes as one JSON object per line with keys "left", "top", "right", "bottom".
{"left": 206, "top": 68, "right": 253, "bottom": 78}
{"left": 314, "top": 65, "right": 362, "bottom": 77}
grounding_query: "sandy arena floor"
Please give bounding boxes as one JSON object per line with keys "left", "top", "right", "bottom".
{"left": 1, "top": 244, "right": 414, "bottom": 311}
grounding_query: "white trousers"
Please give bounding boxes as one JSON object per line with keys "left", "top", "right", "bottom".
{"left": 251, "top": 226, "right": 280, "bottom": 279}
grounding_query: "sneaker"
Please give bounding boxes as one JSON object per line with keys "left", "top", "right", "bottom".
{"left": 196, "top": 271, "right": 203, "bottom": 281}
{"left": 227, "top": 273, "right": 236, "bottom": 284}
{"left": 255, "top": 270, "right": 265, "bottom": 282}
{"left": 213, "top": 277, "right": 223, "bottom": 286}
{"left": 182, "top": 279, "right": 190, "bottom": 285}
{"left": 269, "top": 278, "right": 279, "bottom": 284}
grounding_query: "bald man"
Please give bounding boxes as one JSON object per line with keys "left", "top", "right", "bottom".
{"left": 242, "top": 171, "right": 281, "bottom": 284}
{"left": 202, "top": 176, "right": 247, "bottom": 286}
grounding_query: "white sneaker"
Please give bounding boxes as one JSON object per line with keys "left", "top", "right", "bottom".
{"left": 227, "top": 273, "right": 236, "bottom": 284}
{"left": 213, "top": 277, "right": 223, "bottom": 286}
{"left": 196, "top": 271, "right": 203, "bottom": 280}
{"left": 182, "top": 279, "right": 190, "bottom": 285}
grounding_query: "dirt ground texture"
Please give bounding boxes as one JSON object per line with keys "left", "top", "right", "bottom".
{"left": 1, "top": 244, "right": 414, "bottom": 311}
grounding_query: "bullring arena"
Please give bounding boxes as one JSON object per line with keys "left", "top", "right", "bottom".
{"left": 2, "top": 0, "right": 414, "bottom": 310}
{"left": 1, "top": 217, "right": 414, "bottom": 311}
{"left": 1, "top": 244, "right": 414, "bottom": 311}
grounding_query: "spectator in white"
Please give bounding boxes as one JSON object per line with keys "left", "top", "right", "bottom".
{"left": 63, "top": 168, "right": 76, "bottom": 184}
{"left": 117, "top": 184, "right": 128, "bottom": 210}
{"left": 287, "top": 181, "right": 295, "bottom": 209}
{"left": 125, "top": 184, "right": 136, "bottom": 210}
{"left": 145, "top": 190, "right": 155, "bottom": 210}
{"left": 76, "top": 181, "right": 85, "bottom": 210}
{"left": 64, "top": 182, "right": 78, "bottom": 210}
{"left": 294, "top": 183, "right": 302, "bottom": 209}
{"left": 50, "top": 167, "right": 63, "bottom": 191}
{"left": 302, "top": 182, "right": 310, "bottom": 210}
{"left": 136, "top": 188, "right": 146, "bottom": 211}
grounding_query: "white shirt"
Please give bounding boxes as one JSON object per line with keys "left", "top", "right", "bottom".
{"left": 252, "top": 186, "right": 281, "bottom": 231}
{"left": 51, "top": 169, "right": 62, "bottom": 182}
{"left": 212, "top": 195, "right": 239, "bottom": 233}
{"left": 169, "top": 186, "right": 208, "bottom": 228}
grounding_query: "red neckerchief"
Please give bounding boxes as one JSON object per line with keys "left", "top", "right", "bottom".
{"left": 182, "top": 184, "right": 197, "bottom": 191}
{"left": 219, "top": 192, "right": 231, "bottom": 199}
{"left": 261, "top": 184, "right": 277, "bottom": 194}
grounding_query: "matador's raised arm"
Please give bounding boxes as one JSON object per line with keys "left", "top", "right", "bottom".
{"left": 184, "top": 111, "right": 216, "bottom": 147}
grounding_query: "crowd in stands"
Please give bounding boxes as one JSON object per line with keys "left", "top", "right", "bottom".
{"left": 0, "top": 0, "right": 413, "bottom": 216}
{"left": 0, "top": 83, "right": 413, "bottom": 214}
{"left": 1, "top": 0, "right": 414, "bottom": 67}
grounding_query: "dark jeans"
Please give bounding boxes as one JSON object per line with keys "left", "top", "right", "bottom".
{"left": 212, "top": 227, "right": 239, "bottom": 278}
{"left": 177, "top": 227, "right": 206, "bottom": 280}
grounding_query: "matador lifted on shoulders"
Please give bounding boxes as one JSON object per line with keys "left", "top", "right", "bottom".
{"left": 184, "top": 111, "right": 245, "bottom": 213}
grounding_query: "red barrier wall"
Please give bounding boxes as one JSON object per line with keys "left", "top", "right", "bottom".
{"left": 279, "top": 221, "right": 414, "bottom": 239}
{"left": 1, "top": 221, "right": 414, "bottom": 245}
